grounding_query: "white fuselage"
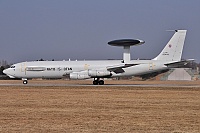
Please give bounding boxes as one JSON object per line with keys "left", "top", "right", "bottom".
{"left": 4, "top": 60, "right": 168, "bottom": 79}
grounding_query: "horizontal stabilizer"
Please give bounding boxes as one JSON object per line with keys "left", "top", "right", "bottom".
{"left": 164, "top": 59, "right": 195, "bottom": 68}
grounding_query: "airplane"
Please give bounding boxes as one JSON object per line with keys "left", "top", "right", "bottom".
{"left": 3, "top": 30, "right": 192, "bottom": 85}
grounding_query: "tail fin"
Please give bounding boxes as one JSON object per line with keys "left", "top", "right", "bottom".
{"left": 153, "top": 30, "right": 187, "bottom": 61}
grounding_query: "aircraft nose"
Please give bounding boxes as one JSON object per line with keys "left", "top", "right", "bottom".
{"left": 3, "top": 68, "right": 15, "bottom": 78}
{"left": 3, "top": 69, "right": 8, "bottom": 75}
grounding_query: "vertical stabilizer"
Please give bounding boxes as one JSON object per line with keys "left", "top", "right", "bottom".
{"left": 153, "top": 30, "right": 187, "bottom": 61}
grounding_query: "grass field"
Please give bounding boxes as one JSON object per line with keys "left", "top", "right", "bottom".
{"left": 0, "top": 80, "right": 200, "bottom": 132}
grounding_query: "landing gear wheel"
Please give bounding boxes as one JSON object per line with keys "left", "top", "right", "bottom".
{"left": 93, "top": 78, "right": 105, "bottom": 85}
{"left": 23, "top": 80, "right": 28, "bottom": 84}
{"left": 99, "top": 80, "right": 104, "bottom": 85}
{"left": 93, "top": 80, "right": 99, "bottom": 85}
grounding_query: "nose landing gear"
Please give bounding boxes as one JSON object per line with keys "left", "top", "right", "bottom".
{"left": 93, "top": 78, "right": 104, "bottom": 85}
{"left": 22, "top": 78, "right": 28, "bottom": 84}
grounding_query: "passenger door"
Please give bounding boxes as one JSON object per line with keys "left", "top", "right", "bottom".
{"left": 21, "top": 63, "right": 26, "bottom": 75}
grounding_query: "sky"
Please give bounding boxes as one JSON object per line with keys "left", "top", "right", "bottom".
{"left": 0, "top": 0, "right": 200, "bottom": 64}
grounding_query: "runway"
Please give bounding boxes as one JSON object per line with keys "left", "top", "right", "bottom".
{"left": 1, "top": 82, "right": 200, "bottom": 88}
{"left": 0, "top": 79, "right": 200, "bottom": 88}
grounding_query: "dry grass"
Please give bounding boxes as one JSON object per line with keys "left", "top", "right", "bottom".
{"left": 0, "top": 80, "right": 200, "bottom": 132}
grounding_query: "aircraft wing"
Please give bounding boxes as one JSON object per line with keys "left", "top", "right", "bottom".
{"left": 164, "top": 59, "right": 195, "bottom": 68}
{"left": 107, "top": 64, "right": 138, "bottom": 74}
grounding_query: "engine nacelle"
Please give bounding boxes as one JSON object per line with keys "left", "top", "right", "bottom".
{"left": 88, "top": 70, "right": 111, "bottom": 77}
{"left": 70, "top": 71, "right": 90, "bottom": 80}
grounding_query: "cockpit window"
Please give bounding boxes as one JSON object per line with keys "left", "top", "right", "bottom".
{"left": 10, "top": 66, "right": 15, "bottom": 68}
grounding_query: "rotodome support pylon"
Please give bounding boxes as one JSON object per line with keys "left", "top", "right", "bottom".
{"left": 108, "top": 39, "right": 145, "bottom": 63}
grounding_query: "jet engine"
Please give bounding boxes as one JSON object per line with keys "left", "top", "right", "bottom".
{"left": 88, "top": 70, "right": 111, "bottom": 77}
{"left": 70, "top": 71, "right": 90, "bottom": 80}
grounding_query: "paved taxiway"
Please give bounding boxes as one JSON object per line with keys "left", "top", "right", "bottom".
{"left": 1, "top": 83, "right": 200, "bottom": 88}
{"left": 1, "top": 80, "right": 200, "bottom": 88}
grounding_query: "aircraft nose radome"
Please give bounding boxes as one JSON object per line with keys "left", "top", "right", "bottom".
{"left": 3, "top": 69, "right": 8, "bottom": 75}
{"left": 3, "top": 68, "right": 12, "bottom": 75}
{"left": 3, "top": 68, "right": 16, "bottom": 78}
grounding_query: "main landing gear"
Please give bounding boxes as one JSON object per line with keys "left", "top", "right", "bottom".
{"left": 93, "top": 78, "right": 104, "bottom": 85}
